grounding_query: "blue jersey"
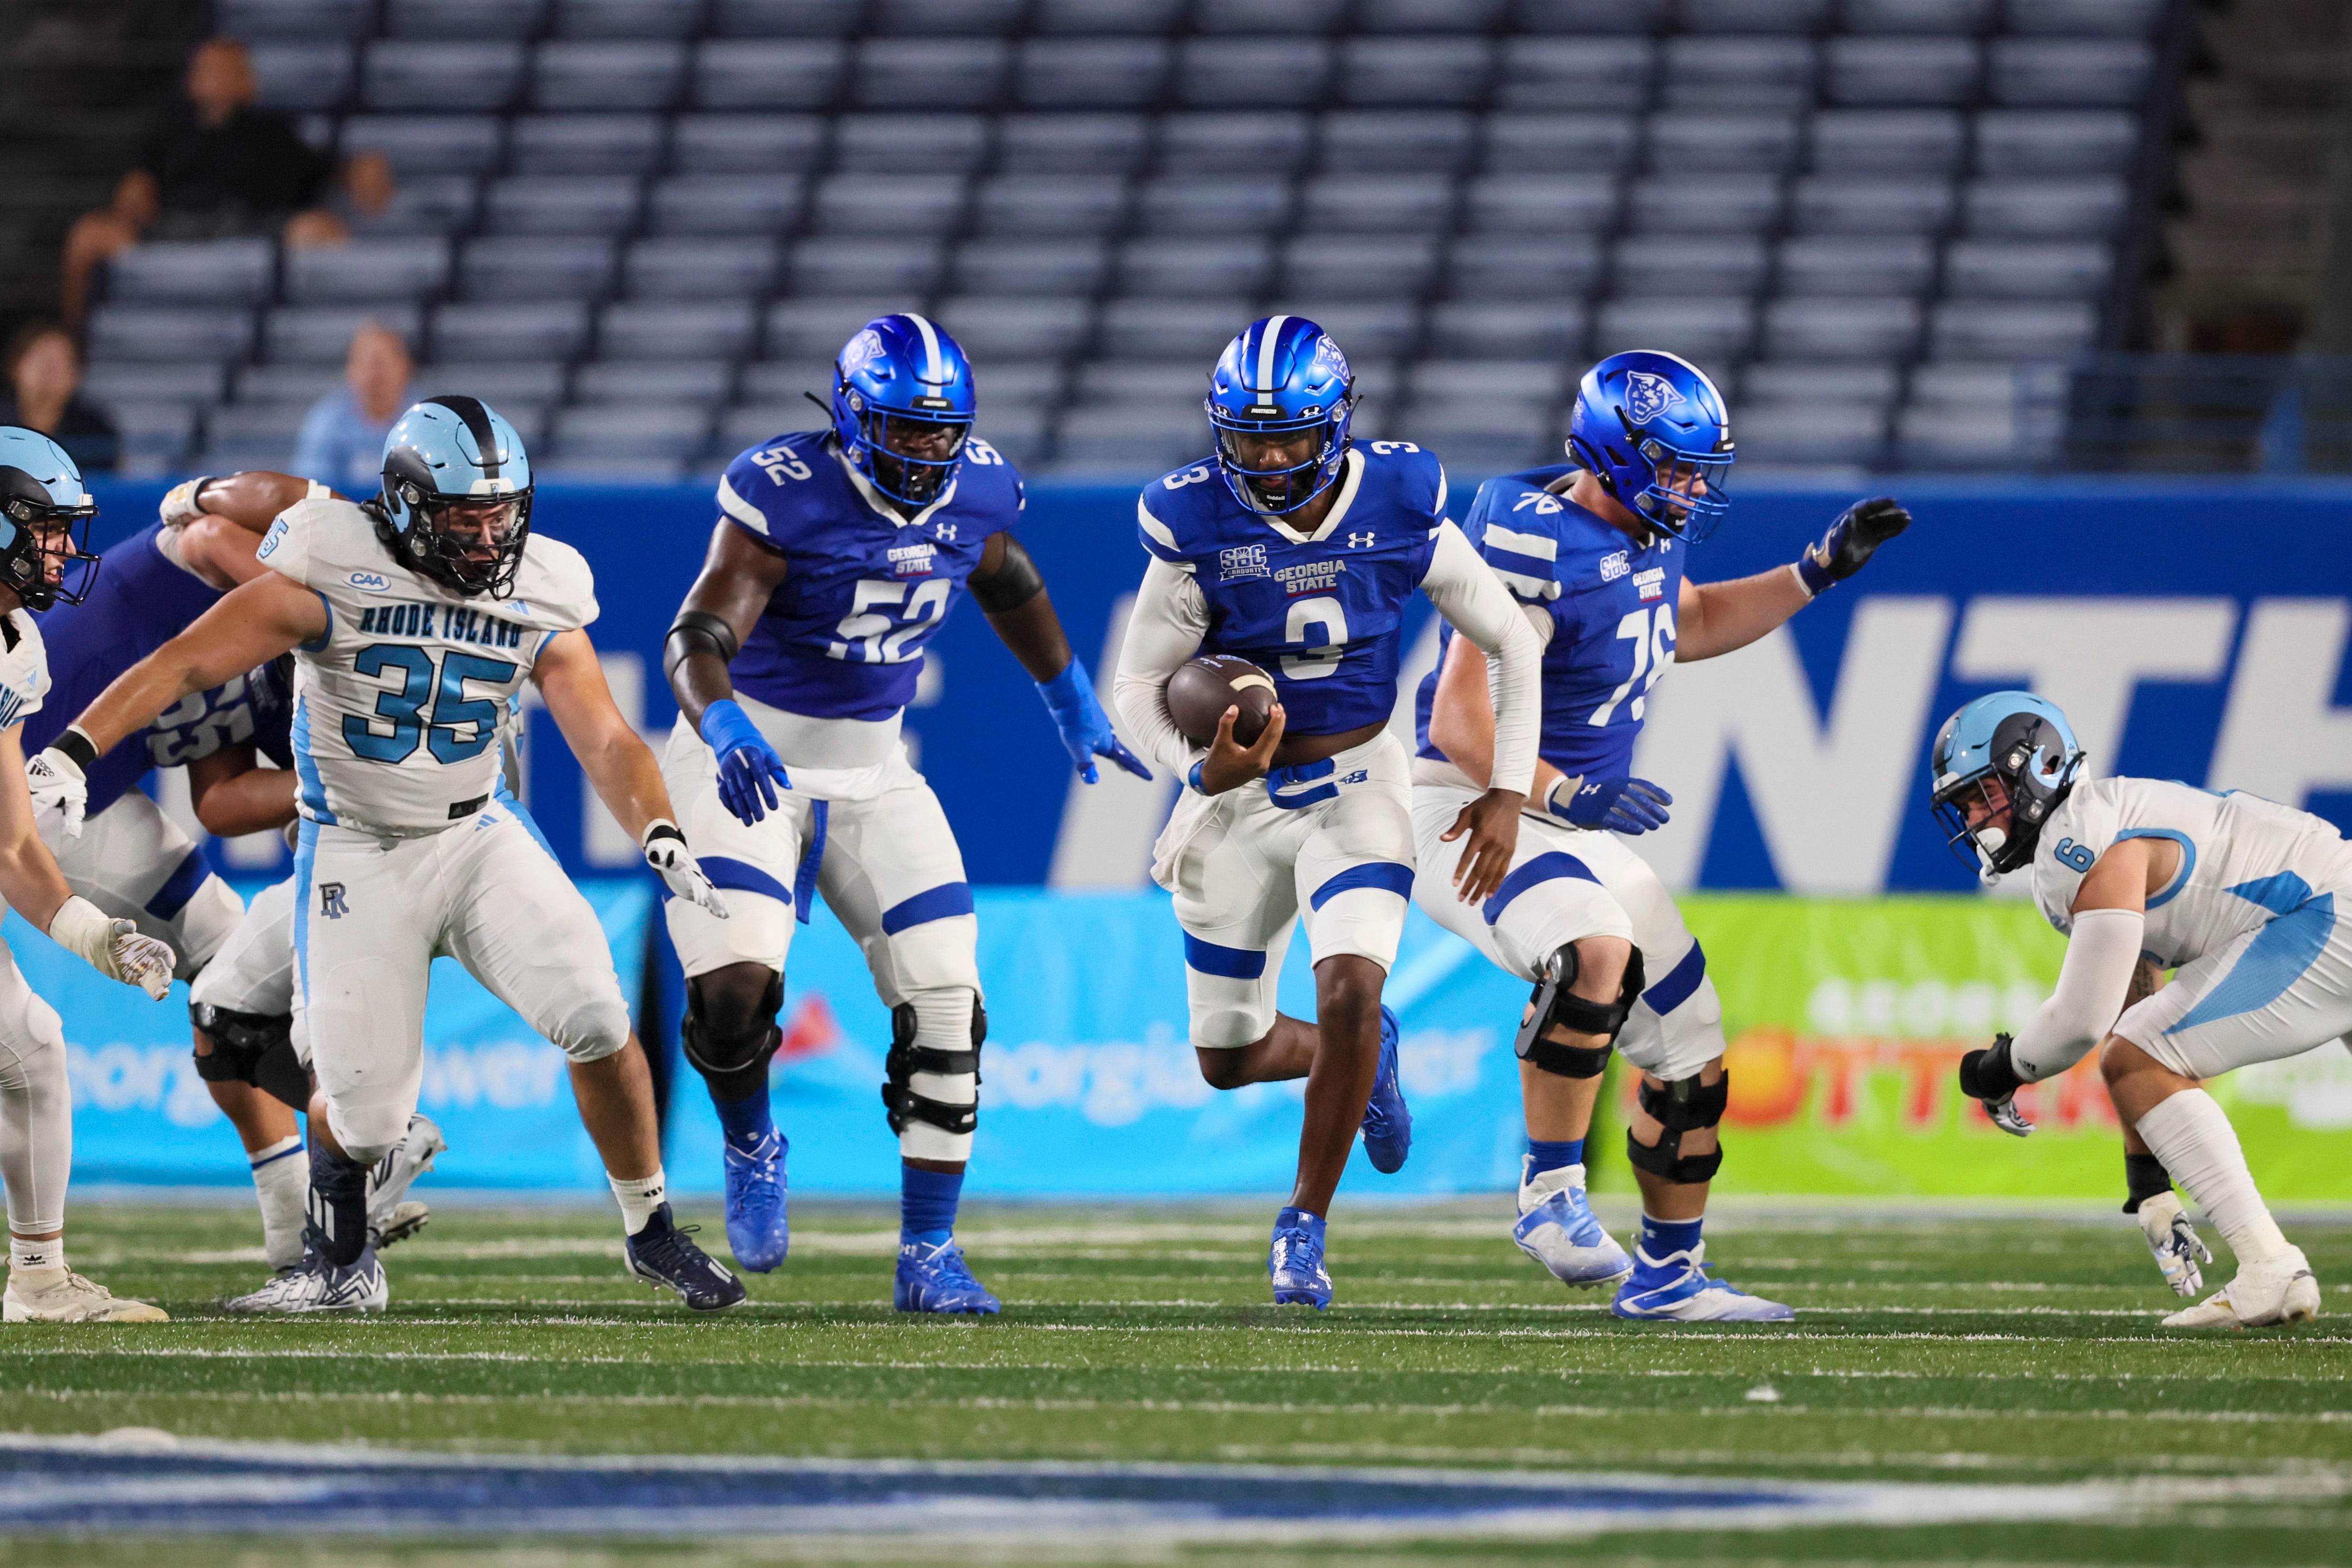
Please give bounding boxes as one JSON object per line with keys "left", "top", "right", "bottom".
{"left": 1138, "top": 443, "right": 1448, "bottom": 737}
{"left": 1414, "top": 466, "right": 1685, "bottom": 780}
{"left": 714, "top": 432, "right": 1023, "bottom": 723}
{"left": 26, "top": 524, "right": 293, "bottom": 816}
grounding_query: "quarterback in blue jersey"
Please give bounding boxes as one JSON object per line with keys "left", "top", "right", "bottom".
{"left": 1113, "top": 316, "right": 1544, "bottom": 1309}
{"left": 662, "top": 313, "right": 1146, "bottom": 1311}
{"left": 1411, "top": 351, "right": 1909, "bottom": 1322}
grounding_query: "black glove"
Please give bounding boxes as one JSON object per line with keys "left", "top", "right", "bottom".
{"left": 1959, "top": 1033, "right": 2034, "bottom": 1137}
{"left": 1798, "top": 497, "right": 1910, "bottom": 593}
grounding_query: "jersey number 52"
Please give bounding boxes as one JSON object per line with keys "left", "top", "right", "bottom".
{"left": 830, "top": 578, "right": 949, "bottom": 664}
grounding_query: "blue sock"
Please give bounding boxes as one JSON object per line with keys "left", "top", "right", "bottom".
{"left": 1526, "top": 1137, "right": 1584, "bottom": 1177}
{"left": 1638, "top": 1212, "right": 1703, "bottom": 1264}
{"left": 712, "top": 1086, "right": 774, "bottom": 1154}
{"left": 900, "top": 1164, "right": 963, "bottom": 1245}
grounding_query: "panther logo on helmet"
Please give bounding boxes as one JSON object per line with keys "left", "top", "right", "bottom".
{"left": 1622, "top": 371, "right": 1684, "bottom": 426}
{"left": 840, "top": 329, "right": 885, "bottom": 374}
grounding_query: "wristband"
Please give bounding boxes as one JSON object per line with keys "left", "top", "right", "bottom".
{"left": 1187, "top": 760, "right": 1206, "bottom": 793}
{"left": 53, "top": 726, "right": 98, "bottom": 773}
{"left": 641, "top": 818, "right": 686, "bottom": 849}
{"left": 1542, "top": 773, "right": 1583, "bottom": 820}
{"left": 1792, "top": 552, "right": 1834, "bottom": 598}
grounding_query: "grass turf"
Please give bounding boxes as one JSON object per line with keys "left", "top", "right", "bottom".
{"left": 1, "top": 1200, "right": 2348, "bottom": 1566}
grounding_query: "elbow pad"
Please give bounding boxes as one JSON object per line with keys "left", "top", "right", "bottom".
{"left": 663, "top": 611, "right": 740, "bottom": 686}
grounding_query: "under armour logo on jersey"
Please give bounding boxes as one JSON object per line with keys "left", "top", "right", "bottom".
{"left": 1622, "top": 371, "right": 1684, "bottom": 426}
{"left": 935, "top": 522, "right": 957, "bottom": 540}
{"left": 1347, "top": 531, "right": 1376, "bottom": 549}
{"left": 318, "top": 883, "right": 349, "bottom": 919}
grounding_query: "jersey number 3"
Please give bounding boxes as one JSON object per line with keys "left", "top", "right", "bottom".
{"left": 1589, "top": 604, "right": 1676, "bottom": 726}
{"left": 346, "top": 645, "right": 516, "bottom": 765}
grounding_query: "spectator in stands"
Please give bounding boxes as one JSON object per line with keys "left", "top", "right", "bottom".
{"left": 0, "top": 322, "right": 118, "bottom": 477}
{"left": 292, "top": 322, "right": 412, "bottom": 489}
{"left": 60, "top": 37, "right": 396, "bottom": 325}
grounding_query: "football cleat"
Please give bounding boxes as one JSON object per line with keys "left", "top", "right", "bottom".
{"left": 2137, "top": 1192, "right": 2213, "bottom": 1299}
{"left": 366, "top": 1113, "right": 445, "bottom": 1249}
{"left": 2, "top": 1269, "right": 168, "bottom": 1323}
{"left": 222, "top": 1249, "right": 387, "bottom": 1315}
{"left": 1611, "top": 1243, "right": 1794, "bottom": 1323}
{"left": 894, "top": 1237, "right": 1001, "bottom": 1314}
{"left": 1512, "top": 1160, "right": 1633, "bottom": 1288}
{"left": 624, "top": 1203, "right": 747, "bottom": 1312}
{"left": 374, "top": 1202, "right": 431, "bottom": 1250}
{"left": 2162, "top": 1246, "right": 2320, "bottom": 1329}
{"left": 1359, "top": 1005, "right": 1412, "bottom": 1174}
{"left": 723, "top": 1128, "right": 791, "bottom": 1274}
{"left": 1268, "top": 1207, "right": 1332, "bottom": 1310}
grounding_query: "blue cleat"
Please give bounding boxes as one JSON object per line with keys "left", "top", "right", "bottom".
{"left": 1359, "top": 1005, "right": 1412, "bottom": 1174}
{"left": 1512, "top": 1160, "right": 1633, "bottom": 1289}
{"left": 895, "top": 1237, "right": 1001, "bottom": 1314}
{"left": 1611, "top": 1242, "right": 1794, "bottom": 1323}
{"left": 1268, "top": 1206, "right": 1332, "bottom": 1309}
{"left": 722, "top": 1128, "right": 790, "bottom": 1273}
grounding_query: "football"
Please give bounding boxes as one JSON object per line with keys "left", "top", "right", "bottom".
{"left": 1166, "top": 655, "right": 1277, "bottom": 748}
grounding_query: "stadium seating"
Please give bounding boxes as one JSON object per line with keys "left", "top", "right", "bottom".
{"left": 98, "top": 0, "right": 2190, "bottom": 475}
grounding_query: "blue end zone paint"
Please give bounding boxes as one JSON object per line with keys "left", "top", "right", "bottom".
{"left": 0, "top": 1439, "right": 2121, "bottom": 1540}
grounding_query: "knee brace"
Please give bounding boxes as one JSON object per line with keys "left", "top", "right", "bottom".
{"left": 1626, "top": 1070, "right": 1727, "bottom": 1185}
{"left": 306, "top": 1143, "right": 372, "bottom": 1267}
{"left": 191, "top": 1001, "right": 310, "bottom": 1110}
{"left": 683, "top": 970, "right": 783, "bottom": 1101}
{"left": 1515, "top": 943, "right": 1645, "bottom": 1079}
{"left": 881, "top": 996, "right": 984, "bottom": 1138}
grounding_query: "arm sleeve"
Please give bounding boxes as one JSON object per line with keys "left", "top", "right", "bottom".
{"left": 2009, "top": 907, "right": 2147, "bottom": 1082}
{"left": 1111, "top": 557, "right": 1211, "bottom": 779}
{"left": 1419, "top": 522, "right": 1542, "bottom": 796}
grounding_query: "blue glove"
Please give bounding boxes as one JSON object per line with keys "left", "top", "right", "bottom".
{"left": 700, "top": 698, "right": 790, "bottom": 826}
{"left": 1552, "top": 775, "right": 1673, "bottom": 835}
{"left": 1037, "top": 659, "right": 1151, "bottom": 785}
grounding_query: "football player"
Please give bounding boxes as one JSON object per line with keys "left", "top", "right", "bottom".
{"left": 1938, "top": 692, "right": 2345, "bottom": 1328}
{"left": 662, "top": 313, "right": 1144, "bottom": 1313}
{"left": 1410, "top": 351, "right": 1907, "bottom": 1322}
{"left": 24, "top": 472, "right": 439, "bottom": 1284}
{"left": 1112, "top": 316, "right": 1544, "bottom": 1309}
{"left": 35, "top": 399, "right": 744, "bottom": 1313}
{"left": 0, "top": 428, "right": 179, "bottom": 1323}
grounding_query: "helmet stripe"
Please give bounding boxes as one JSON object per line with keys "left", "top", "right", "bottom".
{"left": 423, "top": 394, "right": 503, "bottom": 478}
{"left": 1255, "top": 315, "right": 1289, "bottom": 392}
{"left": 903, "top": 313, "right": 946, "bottom": 385}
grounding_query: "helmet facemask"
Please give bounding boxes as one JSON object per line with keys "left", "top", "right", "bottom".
{"left": 1209, "top": 398, "right": 1354, "bottom": 517}
{"left": 387, "top": 477, "right": 532, "bottom": 599}
{"left": 846, "top": 397, "right": 971, "bottom": 509}
{"left": 0, "top": 486, "right": 99, "bottom": 611}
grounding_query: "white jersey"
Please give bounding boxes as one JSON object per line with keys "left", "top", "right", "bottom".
{"left": 257, "top": 496, "right": 597, "bottom": 835}
{"left": 0, "top": 609, "right": 49, "bottom": 732}
{"left": 2033, "top": 776, "right": 2352, "bottom": 967}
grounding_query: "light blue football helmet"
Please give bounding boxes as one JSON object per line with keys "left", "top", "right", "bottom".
{"left": 377, "top": 395, "right": 533, "bottom": 598}
{"left": 1566, "top": 350, "right": 1735, "bottom": 543}
{"left": 1206, "top": 315, "right": 1355, "bottom": 517}
{"left": 1929, "top": 691, "right": 2086, "bottom": 878}
{"left": 0, "top": 425, "right": 100, "bottom": 610}
{"left": 831, "top": 313, "right": 976, "bottom": 509}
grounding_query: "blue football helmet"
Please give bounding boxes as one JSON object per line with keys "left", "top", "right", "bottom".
{"left": 831, "top": 314, "right": 975, "bottom": 509}
{"left": 1566, "top": 350, "right": 1735, "bottom": 542}
{"left": 376, "top": 395, "right": 533, "bottom": 598}
{"left": 1929, "top": 692, "right": 2086, "bottom": 879}
{"left": 0, "top": 425, "right": 99, "bottom": 610}
{"left": 1206, "top": 315, "right": 1355, "bottom": 517}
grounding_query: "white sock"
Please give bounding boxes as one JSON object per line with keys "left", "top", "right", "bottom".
{"left": 609, "top": 1170, "right": 667, "bottom": 1236}
{"left": 9, "top": 1234, "right": 61, "bottom": 1273}
{"left": 2136, "top": 1089, "right": 2292, "bottom": 1265}
{"left": 250, "top": 1136, "right": 307, "bottom": 1270}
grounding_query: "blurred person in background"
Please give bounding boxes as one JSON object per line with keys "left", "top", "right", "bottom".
{"left": 60, "top": 38, "right": 396, "bottom": 326}
{"left": 292, "top": 323, "right": 412, "bottom": 489}
{"left": 0, "top": 324, "right": 117, "bottom": 478}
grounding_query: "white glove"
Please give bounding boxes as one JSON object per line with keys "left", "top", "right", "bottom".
{"left": 49, "top": 895, "right": 175, "bottom": 999}
{"left": 159, "top": 475, "right": 215, "bottom": 528}
{"left": 642, "top": 819, "right": 728, "bottom": 918}
{"left": 1985, "top": 1093, "right": 2034, "bottom": 1138}
{"left": 2137, "top": 1190, "right": 2212, "bottom": 1298}
{"left": 25, "top": 745, "right": 88, "bottom": 838}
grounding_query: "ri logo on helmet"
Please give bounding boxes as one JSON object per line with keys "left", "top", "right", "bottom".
{"left": 1622, "top": 371, "right": 1684, "bottom": 426}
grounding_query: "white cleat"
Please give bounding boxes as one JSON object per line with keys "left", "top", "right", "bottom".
{"left": 1611, "top": 1243, "right": 1795, "bottom": 1323}
{"left": 223, "top": 1250, "right": 388, "bottom": 1315}
{"left": 1511, "top": 1161, "right": 1633, "bottom": 1288}
{"left": 2, "top": 1269, "right": 168, "bottom": 1323}
{"left": 366, "top": 1114, "right": 444, "bottom": 1247}
{"left": 2162, "top": 1247, "right": 2320, "bottom": 1329}
{"left": 374, "top": 1201, "right": 431, "bottom": 1250}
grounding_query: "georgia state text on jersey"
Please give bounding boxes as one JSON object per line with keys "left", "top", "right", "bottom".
{"left": 715, "top": 431, "right": 1021, "bottom": 723}
{"left": 1139, "top": 442, "right": 1446, "bottom": 736}
{"left": 1414, "top": 465, "right": 1684, "bottom": 780}
{"left": 256, "top": 495, "right": 596, "bottom": 833}
{"left": 2032, "top": 776, "right": 2352, "bottom": 964}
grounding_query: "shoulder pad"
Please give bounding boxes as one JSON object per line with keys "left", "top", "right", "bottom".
{"left": 509, "top": 533, "right": 600, "bottom": 633}
{"left": 717, "top": 432, "right": 831, "bottom": 542}
{"left": 947, "top": 441, "right": 1025, "bottom": 523}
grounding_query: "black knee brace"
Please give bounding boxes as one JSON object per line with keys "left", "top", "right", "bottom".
{"left": 682, "top": 971, "right": 783, "bottom": 1103}
{"left": 1515, "top": 943, "right": 1645, "bottom": 1079}
{"left": 881, "top": 998, "right": 984, "bottom": 1138}
{"left": 190, "top": 1002, "right": 310, "bottom": 1111}
{"left": 1626, "top": 1071, "right": 1728, "bottom": 1185}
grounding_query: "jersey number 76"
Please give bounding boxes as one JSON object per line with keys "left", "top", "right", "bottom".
{"left": 1589, "top": 604, "right": 1675, "bottom": 727}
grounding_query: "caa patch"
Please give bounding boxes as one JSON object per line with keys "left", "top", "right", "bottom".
{"left": 1622, "top": 371, "right": 1684, "bottom": 426}
{"left": 347, "top": 571, "right": 391, "bottom": 593}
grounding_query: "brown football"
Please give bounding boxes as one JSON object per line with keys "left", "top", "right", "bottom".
{"left": 1167, "top": 655, "right": 1277, "bottom": 748}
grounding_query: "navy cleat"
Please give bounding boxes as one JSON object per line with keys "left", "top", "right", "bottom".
{"left": 624, "top": 1202, "right": 747, "bottom": 1312}
{"left": 1611, "top": 1242, "right": 1793, "bottom": 1323}
{"left": 723, "top": 1128, "right": 790, "bottom": 1273}
{"left": 894, "top": 1237, "right": 1001, "bottom": 1314}
{"left": 1359, "top": 1005, "right": 1412, "bottom": 1174}
{"left": 1268, "top": 1207, "right": 1332, "bottom": 1309}
{"left": 222, "top": 1246, "right": 387, "bottom": 1315}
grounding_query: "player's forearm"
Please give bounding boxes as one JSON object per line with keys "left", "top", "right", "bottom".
{"left": 2010, "top": 907, "right": 2146, "bottom": 1081}
{"left": 193, "top": 770, "right": 299, "bottom": 838}
{"left": 0, "top": 815, "right": 71, "bottom": 931}
{"left": 665, "top": 647, "right": 736, "bottom": 732}
{"left": 982, "top": 591, "right": 1074, "bottom": 684}
{"left": 1111, "top": 561, "right": 1209, "bottom": 776}
{"left": 185, "top": 471, "right": 318, "bottom": 532}
{"left": 1677, "top": 570, "right": 1810, "bottom": 661}
{"left": 75, "top": 643, "right": 230, "bottom": 756}
{"left": 578, "top": 728, "right": 673, "bottom": 842}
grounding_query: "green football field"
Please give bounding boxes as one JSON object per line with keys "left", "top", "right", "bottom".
{"left": 1, "top": 1199, "right": 2347, "bottom": 1567}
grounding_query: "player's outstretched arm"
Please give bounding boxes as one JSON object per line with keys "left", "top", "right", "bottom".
{"left": 187, "top": 742, "right": 299, "bottom": 839}
{"left": 664, "top": 520, "right": 791, "bottom": 826}
{"left": 0, "top": 724, "right": 172, "bottom": 997}
{"left": 972, "top": 533, "right": 1149, "bottom": 785}
{"left": 159, "top": 471, "right": 325, "bottom": 535}
{"left": 1678, "top": 497, "right": 1911, "bottom": 661}
{"left": 537, "top": 629, "right": 728, "bottom": 917}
